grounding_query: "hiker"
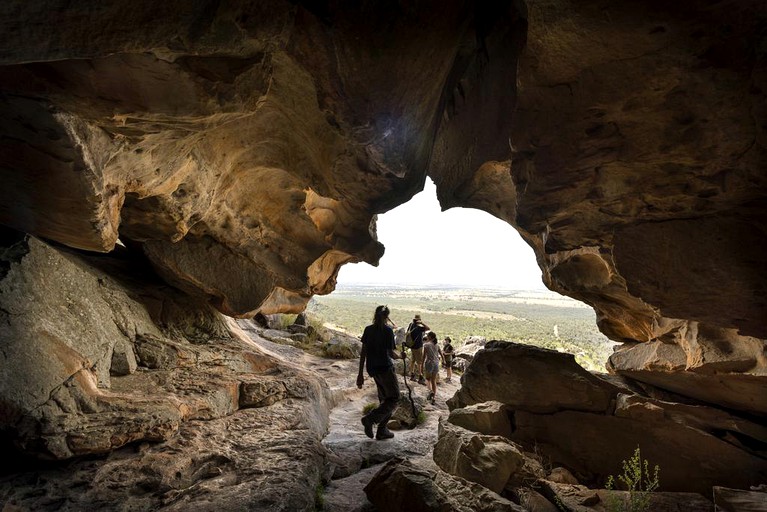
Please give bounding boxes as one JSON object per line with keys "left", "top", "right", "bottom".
{"left": 357, "top": 305, "right": 403, "bottom": 440}
{"left": 406, "top": 314, "right": 429, "bottom": 384}
{"left": 422, "top": 331, "right": 442, "bottom": 404}
{"left": 442, "top": 336, "right": 455, "bottom": 383}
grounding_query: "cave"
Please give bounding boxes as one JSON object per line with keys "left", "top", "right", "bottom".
{"left": 0, "top": 1, "right": 766, "bottom": 510}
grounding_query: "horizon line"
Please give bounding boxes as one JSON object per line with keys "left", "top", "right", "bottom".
{"left": 333, "top": 282, "right": 550, "bottom": 291}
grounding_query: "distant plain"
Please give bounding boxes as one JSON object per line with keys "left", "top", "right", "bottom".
{"left": 308, "top": 284, "right": 615, "bottom": 372}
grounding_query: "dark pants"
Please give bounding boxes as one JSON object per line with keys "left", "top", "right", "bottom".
{"left": 364, "top": 368, "right": 400, "bottom": 429}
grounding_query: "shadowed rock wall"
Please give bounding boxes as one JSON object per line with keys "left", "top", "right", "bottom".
{"left": 0, "top": 0, "right": 766, "bottom": 505}
{"left": 1, "top": 1, "right": 763, "bottom": 342}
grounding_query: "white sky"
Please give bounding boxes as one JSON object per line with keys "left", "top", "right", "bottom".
{"left": 337, "top": 178, "right": 546, "bottom": 290}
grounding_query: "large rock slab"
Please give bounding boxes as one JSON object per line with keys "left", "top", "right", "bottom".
{"left": 511, "top": 408, "right": 767, "bottom": 495}
{"left": 538, "top": 480, "right": 714, "bottom": 512}
{"left": 0, "top": 236, "right": 332, "bottom": 465}
{"left": 433, "top": 419, "right": 524, "bottom": 494}
{"left": 614, "top": 394, "right": 767, "bottom": 452}
{"left": 447, "top": 401, "right": 513, "bottom": 438}
{"left": 712, "top": 486, "right": 767, "bottom": 512}
{"left": 609, "top": 340, "right": 767, "bottom": 416}
{"left": 364, "top": 457, "right": 526, "bottom": 512}
{"left": 1, "top": 397, "right": 330, "bottom": 511}
{"left": 448, "top": 341, "right": 618, "bottom": 414}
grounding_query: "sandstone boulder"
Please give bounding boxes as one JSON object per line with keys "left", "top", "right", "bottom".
{"left": 609, "top": 343, "right": 767, "bottom": 416}
{"left": 453, "top": 336, "right": 487, "bottom": 369}
{"left": 712, "top": 486, "right": 767, "bottom": 512}
{"left": 364, "top": 458, "right": 526, "bottom": 512}
{"left": 388, "top": 393, "right": 425, "bottom": 431}
{"left": 511, "top": 408, "right": 767, "bottom": 495}
{"left": 433, "top": 419, "right": 524, "bottom": 494}
{"left": 548, "top": 468, "right": 580, "bottom": 485}
{"left": 110, "top": 338, "right": 138, "bottom": 376}
{"left": 448, "top": 341, "right": 619, "bottom": 413}
{"left": 447, "top": 400, "right": 513, "bottom": 438}
{"left": 614, "top": 394, "right": 767, "bottom": 452}
{"left": 325, "top": 333, "right": 362, "bottom": 359}
{"left": 538, "top": 480, "right": 714, "bottom": 512}
{"left": 0, "top": 236, "right": 333, "bottom": 460}
{"left": 511, "top": 488, "right": 559, "bottom": 512}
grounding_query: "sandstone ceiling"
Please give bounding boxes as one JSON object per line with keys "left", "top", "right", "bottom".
{"left": 0, "top": 0, "right": 765, "bottom": 356}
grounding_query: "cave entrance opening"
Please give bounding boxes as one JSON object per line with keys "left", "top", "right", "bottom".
{"left": 309, "top": 178, "right": 613, "bottom": 371}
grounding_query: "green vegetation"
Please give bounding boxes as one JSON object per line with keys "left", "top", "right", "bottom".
{"left": 362, "top": 402, "right": 378, "bottom": 414}
{"left": 314, "top": 482, "right": 325, "bottom": 511}
{"left": 307, "top": 285, "right": 614, "bottom": 371}
{"left": 416, "top": 410, "right": 426, "bottom": 425}
{"left": 605, "top": 446, "right": 660, "bottom": 512}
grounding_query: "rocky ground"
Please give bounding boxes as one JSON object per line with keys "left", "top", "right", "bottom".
{"left": 319, "top": 362, "right": 459, "bottom": 512}
{"left": 0, "top": 316, "right": 459, "bottom": 512}
{"left": 241, "top": 327, "right": 462, "bottom": 512}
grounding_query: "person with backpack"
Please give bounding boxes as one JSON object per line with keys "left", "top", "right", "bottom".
{"left": 406, "top": 314, "right": 429, "bottom": 384}
{"left": 423, "top": 331, "right": 443, "bottom": 404}
{"left": 357, "top": 305, "right": 404, "bottom": 440}
{"left": 442, "top": 336, "right": 455, "bottom": 383}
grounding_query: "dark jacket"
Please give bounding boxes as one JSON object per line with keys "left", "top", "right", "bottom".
{"left": 361, "top": 324, "right": 395, "bottom": 376}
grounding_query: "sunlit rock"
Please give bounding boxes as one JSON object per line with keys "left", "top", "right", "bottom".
{"left": 448, "top": 341, "right": 619, "bottom": 413}
{"left": 364, "top": 457, "right": 526, "bottom": 512}
{"left": 433, "top": 419, "right": 524, "bottom": 494}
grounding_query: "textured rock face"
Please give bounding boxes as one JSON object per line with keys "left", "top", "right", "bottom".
{"left": 364, "top": 458, "right": 526, "bottom": 512}
{"left": 448, "top": 342, "right": 620, "bottom": 414}
{"left": 0, "top": 235, "right": 331, "bottom": 461}
{"left": 0, "top": 0, "right": 518, "bottom": 317}
{"left": 1, "top": 0, "right": 767, "bottom": 506}
{"left": 449, "top": 341, "right": 767, "bottom": 495}
{"left": 433, "top": 419, "right": 524, "bottom": 494}
{"left": 505, "top": 2, "right": 767, "bottom": 342}
{"left": 0, "top": 1, "right": 764, "bottom": 363}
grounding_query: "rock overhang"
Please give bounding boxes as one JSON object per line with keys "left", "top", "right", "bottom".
{"left": 0, "top": 0, "right": 765, "bottom": 347}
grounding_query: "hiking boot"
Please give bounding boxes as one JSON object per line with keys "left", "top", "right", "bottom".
{"left": 427, "top": 391, "right": 434, "bottom": 402}
{"left": 376, "top": 428, "right": 394, "bottom": 440}
{"left": 361, "top": 416, "right": 374, "bottom": 439}
{"left": 418, "top": 376, "right": 426, "bottom": 385}
{"left": 409, "top": 373, "right": 416, "bottom": 381}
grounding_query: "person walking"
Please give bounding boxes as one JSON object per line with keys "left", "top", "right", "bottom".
{"left": 406, "top": 314, "right": 429, "bottom": 384}
{"left": 422, "top": 331, "right": 442, "bottom": 404}
{"left": 357, "top": 305, "right": 403, "bottom": 440}
{"left": 442, "top": 336, "right": 455, "bottom": 383}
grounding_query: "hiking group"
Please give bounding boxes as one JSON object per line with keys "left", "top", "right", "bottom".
{"left": 357, "top": 306, "right": 456, "bottom": 440}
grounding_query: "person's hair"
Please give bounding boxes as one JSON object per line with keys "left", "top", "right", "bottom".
{"left": 427, "top": 331, "right": 437, "bottom": 342}
{"left": 373, "top": 305, "right": 390, "bottom": 328}
{"left": 445, "top": 337, "right": 451, "bottom": 343}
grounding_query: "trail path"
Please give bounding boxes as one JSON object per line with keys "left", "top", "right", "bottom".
{"left": 241, "top": 328, "right": 460, "bottom": 511}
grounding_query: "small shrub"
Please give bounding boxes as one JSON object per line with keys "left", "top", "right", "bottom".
{"left": 416, "top": 410, "right": 426, "bottom": 425}
{"left": 530, "top": 442, "right": 554, "bottom": 474}
{"left": 275, "top": 314, "right": 293, "bottom": 331}
{"left": 314, "top": 483, "right": 325, "bottom": 511}
{"left": 604, "top": 446, "right": 660, "bottom": 512}
{"left": 362, "top": 402, "right": 377, "bottom": 414}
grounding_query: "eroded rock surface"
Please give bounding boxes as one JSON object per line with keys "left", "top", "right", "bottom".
{"left": 447, "top": 341, "right": 767, "bottom": 496}
{"left": 364, "top": 457, "right": 526, "bottom": 512}
{"left": 0, "top": 0, "right": 528, "bottom": 318}
{"left": 1, "top": 0, "right": 766, "bottom": 508}
{"left": 0, "top": 236, "right": 332, "bottom": 509}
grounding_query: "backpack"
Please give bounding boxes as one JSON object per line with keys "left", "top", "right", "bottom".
{"left": 404, "top": 324, "right": 416, "bottom": 348}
